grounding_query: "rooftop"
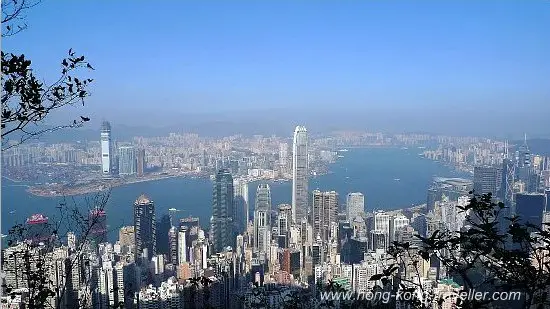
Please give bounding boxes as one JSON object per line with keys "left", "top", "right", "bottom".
{"left": 135, "top": 194, "right": 152, "bottom": 205}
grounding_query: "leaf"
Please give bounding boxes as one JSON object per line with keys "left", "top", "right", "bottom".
{"left": 369, "top": 274, "right": 384, "bottom": 281}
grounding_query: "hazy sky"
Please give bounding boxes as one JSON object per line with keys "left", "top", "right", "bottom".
{"left": 3, "top": 1, "right": 550, "bottom": 136}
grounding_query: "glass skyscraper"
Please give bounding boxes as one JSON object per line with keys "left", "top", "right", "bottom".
{"left": 292, "top": 125, "right": 308, "bottom": 224}
{"left": 134, "top": 194, "right": 156, "bottom": 262}
{"left": 254, "top": 183, "right": 272, "bottom": 253}
{"left": 118, "top": 146, "right": 137, "bottom": 175}
{"left": 210, "top": 169, "right": 235, "bottom": 253}
{"left": 233, "top": 177, "right": 249, "bottom": 235}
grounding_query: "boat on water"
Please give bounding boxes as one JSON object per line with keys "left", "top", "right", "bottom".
{"left": 337, "top": 155, "right": 344, "bottom": 158}
{"left": 401, "top": 147, "right": 408, "bottom": 150}
{"left": 394, "top": 178, "right": 401, "bottom": 181}
{"left": 338, "top": 149, "right": 349, "bottom": 152}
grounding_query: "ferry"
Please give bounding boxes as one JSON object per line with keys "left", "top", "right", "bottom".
{"left": 337, "top": 155, "right": 345, "bottom": 158}
{"left": 338, "top": 149, "right": 349, "bottom": 152}
{"left": 394, "top": 178, "right": 401, "bottom": 181}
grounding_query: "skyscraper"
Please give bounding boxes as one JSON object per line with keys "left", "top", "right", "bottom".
{"left": 210, "top": 169, "right": 235, "bottom": 253}
{"left": 134, "top": 194, "right": 156, "bottom": 262}
{"left": 292, "top": 126, "right": 308, "bottom": 224}
{"left": 346, "top": 192, "right": 365, "bottom": 221}
{"left": 254, "top": 184, "right": 272, "bottom": 253}
{"left": 100, "top": 121, "right": 112, "bottom": 177}
{"left": 515, "top": 193, "right": 546, "bottom": 228}
{"left": 233, "top": 177, "right": 250, "bottom": 235}
{"left": 136, "top": 148, "right": 146, "bottom": 177}
{"left": 473, "top": 166, "right": 499, "bottom": 196}
{"left": 279, "top": 142, "right": 289, "bottom": 172}
{"left": 277, "top": 204, "right": 292, "bottom": 248}
{"left": 311, "top": 190, "right": 339, "bottom": 243}
{"left": 118, "top": 146, "right": 137, "bottom": 175}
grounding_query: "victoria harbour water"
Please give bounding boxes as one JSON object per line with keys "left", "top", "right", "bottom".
{"left": 1, "top": 147, "right": 469, "bottom": 241}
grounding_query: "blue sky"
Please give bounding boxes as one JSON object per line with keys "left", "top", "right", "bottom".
{"left": 3, "top": 1, "right": 550, "bottom": 135}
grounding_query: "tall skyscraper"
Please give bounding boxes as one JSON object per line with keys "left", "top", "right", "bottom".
{"left": 136, "top": 148, "right": 146, "bottom": 177}
{"left": 177, "top": 226, "right": 187, "bottom": 265}
{"left": 134, "top": 194, "right": 156, "bottom": 262}
{"left": 277, "top": 204, "right": 292, "bottom": 248}
{"left": 118, "top": 146, "right": 137, "bottom": 175}
{"left": 279, "top": 143, "right": 289, "bottom": 171}
{"left": 515, "top": 193, "right": 546, "bottom": 228}
{"left": 346, "top": 192, "right": 365, "bottom": 220}
{"left": 311, "top": 190, "right": 339, "bottom": 243}
{"left": 100, "top": 121, "right": 112, "bottom": 177}
{"left": 233, "top": 177, "right": 250, "bottom": 235}
{"left": 292, "top": 126, "right": 308, "bottom": 224}
{"left": 210, "top": 169, "right": 235, "bottom": 253}
{"left": 473, "top": 166, "right": 499, "bottom": 196}
{"left": 254, "top": 184, "right": 272, "bottom": 253}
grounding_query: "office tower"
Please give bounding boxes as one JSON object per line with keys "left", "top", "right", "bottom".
{"left": 136, "top": 148, "right": 146, "bottom": 176}
{"left": 390, "top": 215, "right": 410, "bottom": 242}
{"left": 118, "top": 146, "right": 137, "bottom": 175}
{"left": 134, "top": 194, "right": 156, "bottom": 262}
{"left": 156, "top": 214, "right": 171, "bottom": 256}
{"left": 515, "top": 193, "right": 546, "bottom": 228}
{"left": 97, "top": 261, "right": 125, "bottom": 308}
{"left": 233, "top": 177, "right": 250, "bottom": 235}
{"left": 89, "top": 209, "right": 107, "bottom": 244}
{"left": 211, "top": 169, "right": 235, "bottom": 253}
{"left": 254, "top": 184, "right": 272, "bottom": 253}
{"left": 501, "top": 157, "right": 516, "bottom": 205}
{"left": 517, "top": 135, "right": 532, "bottom": 185}
{"left": 370, "top": 230, "right": 387, "bottom": 251}
{"left": 292, "top": 126, "right": 308, "bottom": 224}
{"left": 178, "top": 226, "right": 187, "bottom": 265}
{"left": 25, "top": 213, "right": 50, "bottom": 244}
{"left": 119, "top": 226, "right": 135, "bottom": 249}
{"left": 279, "top": 142, "right": 288, "bottom": 170}
{"left": 168, "top": 226, "right": 178, "bottom": 264}
{"left": 277, "top": 204, "right": 292, "bottom": 248}
{"left": 473, "top": 166, "right": 499, "bottom": 196}
{"left": 346, "top": 192, "right": 365, "bottom": 221}
{"left": 373, "top": 211, "right": 391, "bottom": 244}
{"left": 100, "top": 121, "right": 112, "bottom": 177}
{"left": 311, "top": 190, "right": 339, "bottom": 243}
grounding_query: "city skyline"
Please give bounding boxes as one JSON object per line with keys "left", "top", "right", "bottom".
{"left": 3, "top": 1, "right": 550, "bottom": 307}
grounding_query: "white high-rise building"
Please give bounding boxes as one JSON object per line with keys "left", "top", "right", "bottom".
{"left": 374, "top": 211, "right": 391, "bottom": 243}
{"left": 178, "top": 227, "right": 187, "bottom": 265}
{"left": 234, "top": 177, "right": 250, "bottom": 234}
{"left": 100, "top": 121, "right": 112, "bottom": 177}
{"left": 390, "top": 215, "right": 410, "bottom": 242}
{"left": 292, "top": 126, "right": 308, "bottom": 223}
{"left": 346, "top": 192, "right": 365, "bottom": 220}
{"left": 279, "top": 142, "right": 289, "bottom": 169}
